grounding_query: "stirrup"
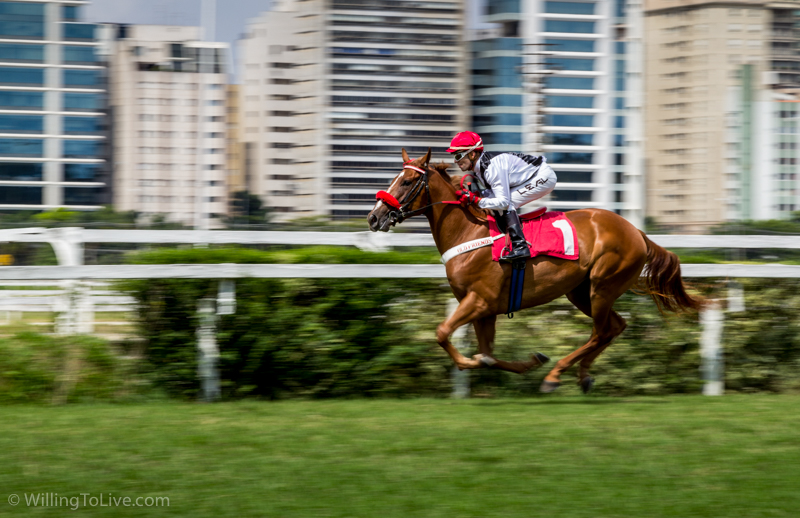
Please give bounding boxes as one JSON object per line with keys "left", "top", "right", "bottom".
{"left": 499, "top": 246, "right": 530, "bottom": 263}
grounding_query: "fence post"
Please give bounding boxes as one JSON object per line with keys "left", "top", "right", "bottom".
{"left": 448, "top": 298, "right": 470, "bottom": 398}
{"left": 46, "top": 227, "right": 93, "bottom": 336}
{"left": 197, "top": 298, "right": 220, "bottom": 401}
{"left": 700, "top": 299, "right": 724, "bottom": 396}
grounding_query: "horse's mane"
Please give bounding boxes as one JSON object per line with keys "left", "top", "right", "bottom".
{"left": 429, "top": 162, "right": 461, "bottom": 191}
{"left": 429, "top": 161, "right": 487, "bottom": 223}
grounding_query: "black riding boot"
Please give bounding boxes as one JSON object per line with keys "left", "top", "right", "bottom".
{"left": 500, "top": 210, "right": 531, "bottom": 263}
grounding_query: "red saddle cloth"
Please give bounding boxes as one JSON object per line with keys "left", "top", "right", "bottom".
{"left": 488, "top": 207, "right": 579, "bottom": 262}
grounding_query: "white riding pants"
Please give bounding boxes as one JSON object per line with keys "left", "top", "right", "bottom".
{"left": 509, "top": 163, "right": 557, "bottom": 212}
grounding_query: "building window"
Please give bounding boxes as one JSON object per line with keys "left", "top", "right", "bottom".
{"left": 0, "top": 67, "right": 44, "bottom": 85}
{"left": 63, "top": 140, "right": 101, "bottom": 158}
{"left": 546, "top": 133, "right": 593, "bottom": 146}
{"left": 546, "top": 96, "right": 594, "bottom": 109}
{"left": 545, "top": 114, "right": 594, "bottom": 127}
{"left": 64, "top": 187, "right": 103, "bottom": 205}
{"left": 0, "top": 2, "right": 45, "bottom": 39}
{"left": 544, "top": 20, "right": 595, "bottom": 33}
{"left": 545, "top": 58, "right": 595, "bottom": 71}
{"left": 64, "top": 163, "right": 101, "bottom": 181}
{"left": 544, "top": 38, "right": 594, "bottom": 52}
{"left": 63, "top": 116, "right": 102, "bottom": 135}
{"left": 0, "top": 138, "right": 42, "bottom": 157}
{"left": 63, "top": 46, "right": 96, "bottom": 63}
{"left": 550, "top": 189, "right": 592, "bottom": 202}
{"left": 0, "top": 114, "right": 43, "bottom": 133}
{"left": 0, "top": 186, "right": 42, "bottom": 204}
{"left": 544, "top": 1, "right": 595, "bottom": 14}
{"left": 62, "top": 5, "right": 79, "bottom": 21}
{"left": 64, "top": 69, "right": 101, "bottom": 87}
{"left": 0, "top": 43, "right": 43, "bottom": 62}
{"left": 0, "top": 162, "right": 42, "bottom": 180}
{"left": 64, "top": 92, "right": 101, "bottom": 111}
{"left": 63, "top": 23, "right": 95, "bottom": 41}
{"left": 545, "top": 77, "right": 594, "bottom": 90}
{"left": 549, "top": 152, "right": 594, "bottom": 164}
{"left": 0, "top": 90, "right": 43, "bottom": 109}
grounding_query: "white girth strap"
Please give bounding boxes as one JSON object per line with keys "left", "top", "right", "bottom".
{"left": 441, "top": 234, "right": 504, "bottom": 265}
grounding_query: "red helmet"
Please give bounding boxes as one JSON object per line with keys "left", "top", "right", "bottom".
{"left": 446, "top": 131, "right": 483, "bottom": 154}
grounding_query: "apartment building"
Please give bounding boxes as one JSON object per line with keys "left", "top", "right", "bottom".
{"left": 0, "top": 0, "right": 107, "bottom": 211}
{"left": 102, "top": 24, "right": 228, "bottom": 229}
{"left": 240, "top": 0, "right": 468, "bottom": 222}
{"left": 642, "top": 0, "right": 800, "bottom": 231}
{"left": 225, "top": 83, "right": 245, "bottom": 196}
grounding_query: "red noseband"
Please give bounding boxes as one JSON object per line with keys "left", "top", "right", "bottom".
{"left": 376, "top": 190, "right": 402, "bottom": 210}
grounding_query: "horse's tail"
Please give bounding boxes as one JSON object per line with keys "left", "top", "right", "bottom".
{"left": 639, "top": 231, "right": 703, "bottom": 313}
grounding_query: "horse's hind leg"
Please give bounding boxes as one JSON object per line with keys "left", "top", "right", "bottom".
{"left": 472, "top": 316, "right": 549, "bottom": 374}
{"left": 565, "top": 281, "right": 627, "bottom": 386}
{"left": 577, "top": 311, "right": 626, "bottom": 392}
{"left": 541, "top": 276, "right": 630, "bottom": 393}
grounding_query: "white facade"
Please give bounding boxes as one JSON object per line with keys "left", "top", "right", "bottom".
{"left": 240, "top": 0, "right": 468, "bottom": 222}
{"left": 102, "top": 25, "right": 228, "bottom": 229}
{"left": 750, "top": 90, "right": 800, "bottom": 221}
{"left": 239, "top": 1, "right": 326, "bottom": 220}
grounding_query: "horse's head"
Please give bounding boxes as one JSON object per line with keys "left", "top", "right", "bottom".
{"left": 368, "top": 148, "right": 433, "bottom": 232}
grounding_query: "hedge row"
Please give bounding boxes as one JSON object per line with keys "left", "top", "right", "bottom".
{"left": 110, "top": 275, "right": 800, "bottom": 400}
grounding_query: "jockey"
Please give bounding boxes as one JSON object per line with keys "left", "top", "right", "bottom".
{"left": 447, "top": 131, "right": 557, "bottom": 263}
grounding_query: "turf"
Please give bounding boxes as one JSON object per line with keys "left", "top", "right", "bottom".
{"left": 1, "top": 396, "right": 799, "bottom": 517}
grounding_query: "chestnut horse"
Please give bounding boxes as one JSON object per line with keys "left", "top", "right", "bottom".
{"left": 367, "top": 149, "right": 702, "bottom": 393}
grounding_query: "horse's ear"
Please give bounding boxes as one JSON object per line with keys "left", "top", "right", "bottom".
{"left": 423, "top": 148, "right": 432, "bottom": 165}
{"left": 401, "top": 148, "right": 410, "bottom": 163}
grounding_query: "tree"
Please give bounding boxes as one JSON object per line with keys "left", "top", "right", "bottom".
{"left": 226, "top": 191, "right": 271, "bottom": 229}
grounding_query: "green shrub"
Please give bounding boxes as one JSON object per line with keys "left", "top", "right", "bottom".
{"left": 0, "top": 332, "right": 135, "bottom": 403}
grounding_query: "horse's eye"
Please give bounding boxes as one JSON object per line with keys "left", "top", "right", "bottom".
{"left": 402, "top": 180, "right": 412, "bottom": 186}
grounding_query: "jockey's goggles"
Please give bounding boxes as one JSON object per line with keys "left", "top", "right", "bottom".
{"left": 450, "top": 141, "right": 482, "bottom": 163}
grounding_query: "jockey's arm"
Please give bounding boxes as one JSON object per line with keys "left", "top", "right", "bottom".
{"left": 477, "top": 156, "right": 513, "bottom": 211}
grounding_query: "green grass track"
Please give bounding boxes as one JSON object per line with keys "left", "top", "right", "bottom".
{"left": 2, "top": 396, "right": 799, "bottom": 517}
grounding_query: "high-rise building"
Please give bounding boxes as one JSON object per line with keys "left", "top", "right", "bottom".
{"left": 240, "top": 0, "right": 468, "bottom": 222}
{"left": 472, "top": 0, "right": 641, "bottom": 225}
{"left": 101, "top": 25, "right": 228, "bottom": 229}
{"left": 0, "top": 1, "right": 107, "bottom": 211}
{"left": 225, "top": 84, "right": 246, "bottom": 197}
{"left": 643, "top": 0, "right": 800, "bottom": 230}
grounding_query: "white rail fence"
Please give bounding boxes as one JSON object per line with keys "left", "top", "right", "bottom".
{"left": 2, "top": 227, "right": 799, "bottom": 398}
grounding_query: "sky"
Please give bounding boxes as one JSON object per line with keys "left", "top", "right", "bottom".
{"left": 84, "top": 0, "right": 272, "bottom": 81}
{"left": 84, "top": 0, "right": 486, "bottom": 81}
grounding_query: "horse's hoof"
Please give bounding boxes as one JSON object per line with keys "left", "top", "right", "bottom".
{"left": 534, "top": 352, "right": 550, "bottom": 365}
{"left": 539, "top": 380, "right": 561, "bottom": 393}
{"left": 580, "top": 376, "right": 595, "bottom": 394}
{"left": 479, "top": 355, "right": 498, "bottom": 367}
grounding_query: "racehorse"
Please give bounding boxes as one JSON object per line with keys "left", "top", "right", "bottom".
{"left": 367, "top": 149, "right": 702, "bottom": 393}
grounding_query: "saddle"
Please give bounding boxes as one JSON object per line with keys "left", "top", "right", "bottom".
{"left": 487, "top": 209, "right": 579, "bottom": 262}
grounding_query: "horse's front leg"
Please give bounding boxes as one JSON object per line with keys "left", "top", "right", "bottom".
{"left": 473, "top": 316, "right": 549, "bottom": 375}
{"left": 436, "top": 291, "right": 489, "bottom": 370}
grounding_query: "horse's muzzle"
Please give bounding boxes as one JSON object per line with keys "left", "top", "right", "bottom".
{"left": 367, "top": 208, "right": 396, "bottom": 232}
{"left": 367, "top": 212, "right": 380, "bottom": 231}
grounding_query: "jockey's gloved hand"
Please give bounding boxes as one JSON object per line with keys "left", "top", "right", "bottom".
{"left": 455, "top": 190, "right": 482, "bottom": 206}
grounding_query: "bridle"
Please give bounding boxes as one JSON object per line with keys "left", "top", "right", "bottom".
{"left": 375, "top": 161, "right": 459, "bottom": 225}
